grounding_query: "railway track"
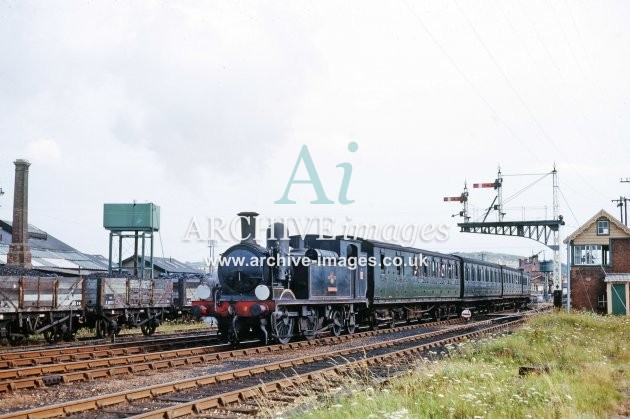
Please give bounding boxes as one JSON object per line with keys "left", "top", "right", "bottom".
{"left": 0, "top": 332, "right": 219, "bottom": 368}
{"left": 133, "top": 317, "right": 525, "bottom": 419}
{"left": 0, "top": 327, "right": 217, "bottom": 356}
{"left": 0, "top": 315, "right": 524, "bottom": 418}
{"left": 0, "top": 317, "right": 464, "bottom": 393}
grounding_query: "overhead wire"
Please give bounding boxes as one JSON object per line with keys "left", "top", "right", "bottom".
{"left": 453, "top": 0, "right": 563, "bottom": 155}
{"left": 456, "top": 0, "right": 609, "bottom": 202}
{"left": 400, "top": 0, "right": 540, "bottom": 161}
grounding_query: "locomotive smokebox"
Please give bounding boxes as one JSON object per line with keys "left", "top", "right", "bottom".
{"left": 237, "top": 211, "right": 259, "bottom": 244}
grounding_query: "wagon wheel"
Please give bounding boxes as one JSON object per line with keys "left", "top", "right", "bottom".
{"left": 368, "top": 312, "right": 378, "bottom": 331}
{"left": 330, "top": 310, "right": 344, "bottom": 337}
{"left": 273, "top": 309, "right": 294, "bottom": 344}
{"left": 7, "top": 330, "right": 25, "bottom": 346}
{"left": 95, "top": 318, "right": 111, "bottom": 339}
{"left": 44, "top": 326, "right": 62, "bottom": 344}
{"left": 346, "top": 312, "right": 357, "bottom": 335}
{"left": 390, "top": 317, "right": 397, "bottom": 329}
{"left": 141, "top": 320, "right": 157, "bottom": 336}
{"left": 0, "top": 324, "right": 21, "bottom": 346}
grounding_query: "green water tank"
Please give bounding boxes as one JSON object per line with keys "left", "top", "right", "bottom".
{"left": 103, "top": 203, "right": 160, "bottom": 231}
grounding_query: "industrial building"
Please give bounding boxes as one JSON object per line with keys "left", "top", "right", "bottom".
{"left": 0, "top": 220, "right": 109, "bottom": 275}
{"left": 121, "top": 255, "right": 203, "bottom": 277}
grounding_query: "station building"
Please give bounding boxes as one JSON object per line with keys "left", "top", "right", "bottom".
{"left": 564, "top": 209, "right": 630, "bottom": 315}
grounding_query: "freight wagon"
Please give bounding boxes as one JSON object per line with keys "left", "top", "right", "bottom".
{"left": 0, "top": 275, "right": 180, "bottom": 344}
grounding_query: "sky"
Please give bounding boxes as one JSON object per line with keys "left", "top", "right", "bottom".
{"left": 0, "top": 1, "right": 629, "bottom": 265}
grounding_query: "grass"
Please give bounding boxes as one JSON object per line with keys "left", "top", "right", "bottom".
{"left": 74, "top": 319, "right": 211, "bottom": 339}
{"left": 297, "top": 312, "right": 630, "bottom": 418}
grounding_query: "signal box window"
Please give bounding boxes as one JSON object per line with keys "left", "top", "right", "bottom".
{"left": 597, "top": 219, "right": 610, "bottom": 235}
{"left": 573, "top": 245, "right": 609, "bottom": 265}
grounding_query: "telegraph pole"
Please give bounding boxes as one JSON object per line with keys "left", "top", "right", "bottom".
{"left": 617, "top": 178, "right": 630, "bottom": 226}
{"left": 612, "top": 197, "right": 627, "bottom": 226}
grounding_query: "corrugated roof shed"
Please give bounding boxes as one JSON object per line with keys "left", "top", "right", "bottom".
{"left": 122, "top": 256, "right": 202, "bottom": 274}
{"left": 0, "top": 220, "right": 109, "bottom": 274}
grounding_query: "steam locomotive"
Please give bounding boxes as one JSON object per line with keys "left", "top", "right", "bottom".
{"left": 192, "top": 212, "right": 530, "bottom": 344}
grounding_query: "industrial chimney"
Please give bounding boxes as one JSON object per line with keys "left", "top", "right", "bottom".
{"left": 7, "top": 159, "right": 32, "bottom": 268}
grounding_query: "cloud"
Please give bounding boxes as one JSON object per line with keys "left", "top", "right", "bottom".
{"left": 26, "top": 138, "right": 62, "bottom": 164}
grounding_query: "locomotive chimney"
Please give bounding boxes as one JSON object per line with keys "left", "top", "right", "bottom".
{"left": 237, "top": 211, "right": 259, "bottom": 244}
{"left": 7, "top": 159, "right": 32, "bottom": 268}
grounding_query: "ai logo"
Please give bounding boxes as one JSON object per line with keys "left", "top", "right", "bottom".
{"left": 275, "top": 142, "right": 358, "bottom": 205}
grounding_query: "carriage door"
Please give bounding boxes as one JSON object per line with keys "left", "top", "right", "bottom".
{"left": 347, "top": 244, "right": 359, "bottom": 299}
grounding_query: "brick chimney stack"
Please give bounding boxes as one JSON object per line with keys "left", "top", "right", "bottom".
{"left": 7, "top": 159, "right": 32, "bottom": 268}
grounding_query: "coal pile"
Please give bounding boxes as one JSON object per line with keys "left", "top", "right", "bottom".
{"left": 0, "top": 265, "right": 56, "bottom": 277}
{"left": 158, "top": 272, "right": 208, "bottom": 280}
{"left": 86, "top": 271, "right": 134, "bottom": 279}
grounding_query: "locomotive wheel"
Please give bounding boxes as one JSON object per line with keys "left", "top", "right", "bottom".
{"left": 346, "top": 312, "right": 357, "bottom": 335}
{"left": 273, "top": 310, "right": 294, "bottom": 344}
{"left": 301, "top": 316, "right": 318, "bottom": 341}
{"left": 217, "top": 319, "right": 230, "bottom": 342}
{"left": 228, "top": 318, "right": 241, "bottom": 346}
{"left": 330, "top": 310, "right": 344, "bottom": 337}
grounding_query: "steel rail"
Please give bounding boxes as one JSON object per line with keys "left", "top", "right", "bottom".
{"left": 0, "top": 333, "right": 218, "bottom": 368}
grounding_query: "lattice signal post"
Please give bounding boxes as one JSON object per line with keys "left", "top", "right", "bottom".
{"left": 445, "top": 168, "right": 564, "bottom": 306}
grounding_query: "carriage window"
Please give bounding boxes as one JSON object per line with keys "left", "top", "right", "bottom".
{"left": 395, "top": 256, "right": 402, "bottom": 275}
{"left": 380, "top": 254, "right": 385, "bottom": 272}
{"left": 413, "top": 256, "right": 420, "bottom": 277}
{"left": 440, "top": 261, "right": 446, "bottom": 277}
